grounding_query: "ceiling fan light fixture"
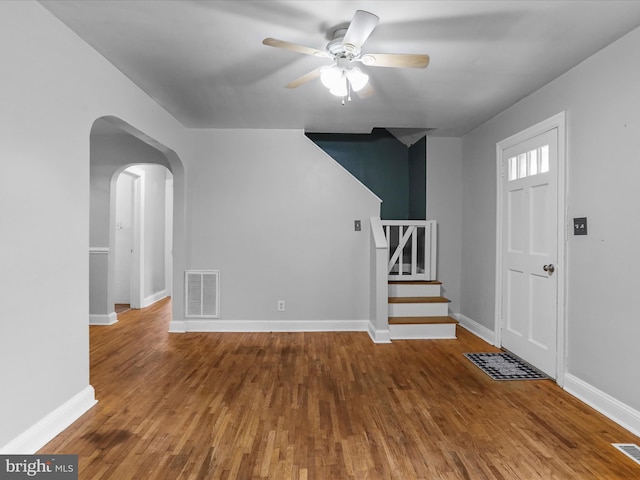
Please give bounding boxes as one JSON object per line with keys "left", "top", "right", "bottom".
{"left": 321, "top": 66, "right": 349, "bottom": 96}
{"left": 321, "top": 64, "right": 369, "bottom": 97}
{"left": 320, "top": 65, "right": 342, "bottom": 89}
{"left": 329, "top": 76, "right": 348, "bottom": 97}
{"left": 346, "top": 67, "right": 369, "bottom": 92}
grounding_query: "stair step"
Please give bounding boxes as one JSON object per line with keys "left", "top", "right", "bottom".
{"left": 388, "top": 296, "right": 450, "bottom": 304}
{"left": 388, "top": 298, "right": 450, "bottom": 317}
{"left": 388, "top": 281, "right": 442, "bottom": 298}
{"left": 389, "top": 321, "right": 457, "bottom": 340}
{"left": 389, "top": 316, "right": 458, "bottom": 325}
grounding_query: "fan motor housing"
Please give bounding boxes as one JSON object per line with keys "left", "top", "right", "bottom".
{"left": 327, "top": 28, "right": 361, "bottom": 59}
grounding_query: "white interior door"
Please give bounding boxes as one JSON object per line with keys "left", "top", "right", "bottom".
{"left": 114, "top": 172, "right": 135, "bottom": 304}
{"left": 501, "top": 128, "right": 558, "bottom": 377}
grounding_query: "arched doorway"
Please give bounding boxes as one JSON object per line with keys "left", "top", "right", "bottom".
{"left": 89, "top": 116, "right": 184, "bottom": 327}
{"left": 113, "top": 165, "right": 173, "bottom": 314}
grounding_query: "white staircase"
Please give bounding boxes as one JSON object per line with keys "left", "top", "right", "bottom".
{"left": 388, "top": 281, "right": 457, "bottom": 340}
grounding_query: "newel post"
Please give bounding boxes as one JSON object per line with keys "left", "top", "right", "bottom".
{"left": 369, "top": 217, "right": 391, "bottom": 343}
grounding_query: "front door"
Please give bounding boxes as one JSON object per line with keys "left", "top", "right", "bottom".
{"left": 501, "top": 127, "right": 558, "bottom": 377}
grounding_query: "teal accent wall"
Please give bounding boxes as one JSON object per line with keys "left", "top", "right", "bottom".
{"left": 408, "top": 136, "right": 426, "bottom": 220}
{"left": 307, "top": 129, "right": 425, "bottom": 220}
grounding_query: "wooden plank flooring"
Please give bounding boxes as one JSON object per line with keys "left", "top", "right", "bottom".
{"left": 40, "top": 298, "right": 640, "bottom": 479}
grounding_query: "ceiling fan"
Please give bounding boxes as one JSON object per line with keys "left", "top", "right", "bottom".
{"left": 263, "top": 10, "right": 430, "bottom": 101}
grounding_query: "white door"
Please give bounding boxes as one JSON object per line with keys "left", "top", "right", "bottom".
{"left": 501, "top": 128, "right": 558, "bottom": 377}
{"left": 114, "top": 171, "right": 135, "bottom": 304}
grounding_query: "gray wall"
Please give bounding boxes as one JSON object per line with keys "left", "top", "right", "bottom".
{"left": 186, "top": 129, "right": 381, "bottom": 321}
{"left": 427, "top": 137, "right": 462, "bottom": 314}
{"left": 139, "top": 164, "right": 168, "bottom": 299}
{"left": 460, "top": 25, "right": 640, "bottom": 412}
{"left": 1, "top": 1, "right": 191, "bottom": 450}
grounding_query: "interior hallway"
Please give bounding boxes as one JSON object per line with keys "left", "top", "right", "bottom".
{"left": 40, "top": 298, "right": 640, "bottom": 479}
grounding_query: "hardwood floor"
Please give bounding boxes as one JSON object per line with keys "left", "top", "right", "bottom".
{"left": 41, "top": 298, "right": 640, "bottom": 479}
{"left": 114, "top": 304, "right": 131, "bottom": 314}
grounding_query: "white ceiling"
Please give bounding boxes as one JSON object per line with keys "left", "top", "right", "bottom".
{"left": 40, "top": 1, "right": 640, "bottom": 136}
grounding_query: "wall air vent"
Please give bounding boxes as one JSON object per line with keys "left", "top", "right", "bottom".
{"left": 612, "top": 443, "right": 640, "bottom": 465}
{"left": 185, "top": 270, "right": 220, "bottom": 318}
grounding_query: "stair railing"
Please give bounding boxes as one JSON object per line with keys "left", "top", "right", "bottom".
{"left": 381, "top": 220, "right": 437, "bottom": 281}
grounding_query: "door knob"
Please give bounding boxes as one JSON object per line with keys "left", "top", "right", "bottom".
{"left": 543, "top": 264, "right": 555, "bottom": 273}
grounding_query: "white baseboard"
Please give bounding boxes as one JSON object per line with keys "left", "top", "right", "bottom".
{"left": 368, "top": 322, "right": 391, "bottom": 343}
{"left": 455, "top": 313, "right": 496, "bottom": 345}
{"left": 89, "top": 312, "right": 117, "bottom": 325}
{"left": 170, "top": 319, "right": 457, "bottom": 343}
{"left": 564, "top": 374, "right": 640, "bottom": 438}
{"left": 168, "top": 320, "right": 186, "bottom": 333}
{"left": 169, "top": 319, "right": 370, "bottom": 333}
{"left": 142, "top": 290, "right": 168, "bottom": 308}
{"left": 0, "top": 386, "right": 97, "bottom": 454}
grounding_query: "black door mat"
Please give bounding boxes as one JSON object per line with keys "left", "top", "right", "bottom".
{"left": 464, "top": 352, "right": 549, "bottom": 380}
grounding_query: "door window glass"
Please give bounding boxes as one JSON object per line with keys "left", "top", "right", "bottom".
{"left": 508, "top": 144, "right": 550, "bottom": 180}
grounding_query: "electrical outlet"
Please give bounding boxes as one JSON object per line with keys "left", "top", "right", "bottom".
{"left": 277, "top": 300, "right": 285, "bottom": 311}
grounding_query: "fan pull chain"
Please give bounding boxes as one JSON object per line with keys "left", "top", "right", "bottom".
{"left": 342, "top": 81, "right": 353, "bottom": 105}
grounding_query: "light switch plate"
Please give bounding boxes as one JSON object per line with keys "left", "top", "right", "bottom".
{"left": 573, "top": 217, "right": 587, "bottom": 235}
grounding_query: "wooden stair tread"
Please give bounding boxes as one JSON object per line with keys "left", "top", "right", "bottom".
{"left": 389, "top": 316, "right": 458, "bottom": 325}
{"left": 388, "top": 280, "right": 442, "bottom": 285}
{"left": 388, "top": 296, "right": 450, "bottom": 304}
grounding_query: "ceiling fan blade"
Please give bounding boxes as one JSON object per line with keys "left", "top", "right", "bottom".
{"left": 286, "top": 66, "right": 325, "bottom": 89}
{"left": 263, "top": 37, "right": 329, "bottom": 58}
{"left": 342, "top": 10, "right": 379, "bottom": 50}
{"left": 362, "top": 53, "right": 430, "bottom": 69}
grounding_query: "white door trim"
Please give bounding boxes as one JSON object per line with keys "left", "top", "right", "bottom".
{"left": 494, "top": 111, "right": 567, "bottom": 386}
